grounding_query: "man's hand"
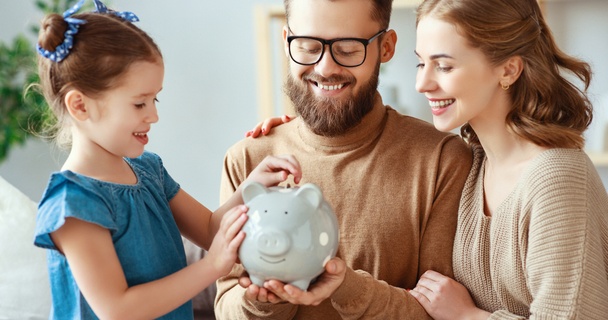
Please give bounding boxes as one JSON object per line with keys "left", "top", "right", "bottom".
{"left": 238, "top": 272, "right": 284, "bottom": 304}
{"left": 262, "top": 257, "right": 347, "bottom": 306}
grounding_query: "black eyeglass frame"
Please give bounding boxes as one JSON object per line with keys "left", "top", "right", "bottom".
{"left": 287, "top": 29, "right": 387, "bottom": 68}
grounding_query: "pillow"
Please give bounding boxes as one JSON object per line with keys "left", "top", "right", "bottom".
{"left": 0, "top": 176, "right": 50, "bottom": 319}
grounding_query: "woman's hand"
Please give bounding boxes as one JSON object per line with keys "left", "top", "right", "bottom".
{"left": 409, "top": 270, "right": 490, "bottom": 320}
{"left": 245, "top": 115, "right": 295, "bottom": 138}
{"left": 245, "top": 154, "right": 302, "bottom": 187}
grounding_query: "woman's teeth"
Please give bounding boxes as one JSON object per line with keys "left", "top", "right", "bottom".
{"left": 429, "top": 99, "right": 455, "bottom": 109}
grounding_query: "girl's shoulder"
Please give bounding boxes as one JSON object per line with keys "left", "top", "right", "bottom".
{"left": 127, "top": 150, "right": 163, "bottom": 171}
{"left": 35, "top": 171, "right": 119, "bottom": 249}
{"left": 126, "top": 150, "right": 180, "bottom": 201}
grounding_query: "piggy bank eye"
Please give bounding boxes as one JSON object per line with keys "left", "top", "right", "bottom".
{"left": 284, "top": 211, "right": 288, "bottom": 215}
{"left": 264, "top": 210, "right": 268, "bottom": 213}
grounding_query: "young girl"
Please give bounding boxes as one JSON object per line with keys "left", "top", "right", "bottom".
{"left": 33, "top": 1, "right": 301, "bottom": 319}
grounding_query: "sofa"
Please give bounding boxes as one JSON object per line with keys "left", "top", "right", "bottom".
{"left": 0, "top": 175, "right": 51, "bottom": 319}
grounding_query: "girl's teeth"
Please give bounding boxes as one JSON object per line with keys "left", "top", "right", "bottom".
{"left": 429, "top": 99, "right": 455, "bottom": 108}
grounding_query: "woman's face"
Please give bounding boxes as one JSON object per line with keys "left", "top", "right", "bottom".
{"left": 414, "top": 16, "right": 506, "bottom": 133}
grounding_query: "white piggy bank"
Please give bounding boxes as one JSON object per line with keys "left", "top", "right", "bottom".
{"left": 238, "top": 182, "right": 339, "bottom": 291}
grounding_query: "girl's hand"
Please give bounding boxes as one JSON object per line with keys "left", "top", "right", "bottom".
{"left": 206, "top": 205, "right": 248, "bottom": 276}
{"left": 409, "top": 270, "right": 490, "bottom": 320}
{"left": 245, "top": 154, "right": 302, "bottom": 187}
{"left": 245, "top": 115, "right": 295, "bottom": 138}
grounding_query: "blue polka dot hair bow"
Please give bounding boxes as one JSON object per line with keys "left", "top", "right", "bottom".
{"left": 93, "top": 0, "right": 139, "bottom": 22}
{"left": 36, "top": 0, "right": 140, "bottom": 63}
{"left": 36, "top": 0, "right": 86, "bottom": 63}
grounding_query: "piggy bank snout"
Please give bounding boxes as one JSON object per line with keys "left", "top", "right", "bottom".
{"left": 256, "top": 229, "right": 291, "bottom": 256}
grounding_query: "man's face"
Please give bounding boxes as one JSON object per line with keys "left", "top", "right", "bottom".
{"left": 283, "top": 0, "right": 384, "bottom": 136}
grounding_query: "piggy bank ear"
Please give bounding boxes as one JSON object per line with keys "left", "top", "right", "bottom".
{"left": 294, "top": 183, "right": 323, "bottom": 209}
{"left": 242, "top": 181, "right": 269, "bottom": 203}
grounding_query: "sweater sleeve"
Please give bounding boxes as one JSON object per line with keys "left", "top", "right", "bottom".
{"left": 330, "top": 268, "right": 432, "bottom": 320}
{"left": 493, "top": 153, "right": 608, "bottom": 319}
{"left": 420, "top": 135, "right": 473, "bottom": 278}
{"left": 527, "top": 156, "right": 608, "bottom": 319}
{"left": 329, "top": 135, "right": 473, "bottom": 319}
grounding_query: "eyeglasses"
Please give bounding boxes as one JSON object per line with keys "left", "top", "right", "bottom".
{"left": 287, "top": 29, "right": 386, "bottom": 68}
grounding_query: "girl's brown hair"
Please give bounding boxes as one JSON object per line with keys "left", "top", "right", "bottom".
{"left": 416, "top": 0, "right": 593, "bottom": 149}
{"left": 37, "top": 12, "right": 162, "bottom": 148}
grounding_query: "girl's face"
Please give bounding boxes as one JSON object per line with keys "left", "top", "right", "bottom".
{"left": 83, "top": 60, "right": 164, "bottom": 159}
{"left": 414, "top": 16, "right": 505, "bottom": 133}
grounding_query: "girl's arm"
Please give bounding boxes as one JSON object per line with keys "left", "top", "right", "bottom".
{"left": 51, "top": 204, "right": 247, "bottom": 319}
{"left": 173, "top": 154, "right": 302, "bottom": 249}
{"left": 170, "top": 188, "right": 216, "bottom": 249}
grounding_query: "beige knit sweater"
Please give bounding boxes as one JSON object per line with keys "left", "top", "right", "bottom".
{"left": 454, "top": 144, "right": 608, "bottom": 319}
{"left": 215, "top": 97, "right": 473, "bottom": 319}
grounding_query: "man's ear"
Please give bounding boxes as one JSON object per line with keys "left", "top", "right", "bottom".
{"left": 64, "top": 90, "right": 89, "bottom": 121}
{"left": 380, "top": 29, "right": 397, "bottom": 63}
{"left": 500, "top": 56, "right": 524, "bottom": 86}
{"left": 282, "top": 25, "right": 290, "bottom": 58}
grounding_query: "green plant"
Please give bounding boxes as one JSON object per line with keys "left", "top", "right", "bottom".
{"left": 0, "top": 0, "right": 83, "bottom": 163}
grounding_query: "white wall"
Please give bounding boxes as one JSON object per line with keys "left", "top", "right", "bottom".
{"left": 0, "top": 0, "right": 285, "bottom": 207}
{"left": 1, "top": 0, "right": 607, "bottom": 205}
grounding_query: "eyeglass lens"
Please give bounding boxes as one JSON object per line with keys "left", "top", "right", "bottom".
{"left": 289, "top": 39, "right": 367, "bottom": 67}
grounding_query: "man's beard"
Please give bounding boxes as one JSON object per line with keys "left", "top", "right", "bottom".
{"left": 284, "top": 61, "right": 380, "bottom": 137}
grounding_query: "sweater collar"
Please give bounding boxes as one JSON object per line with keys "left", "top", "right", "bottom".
{"left": 296, "top": 93, "right": 387, "bottom": 150}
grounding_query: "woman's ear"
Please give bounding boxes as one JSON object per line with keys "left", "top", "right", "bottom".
{"left": 500, "top": 56, "right": 524, "bottom": 86}
{"left": 64, "top": 90, "right": 89, "bottom": 121}
{"left": 380, "top": 29, "right": 397, "bottom": 63}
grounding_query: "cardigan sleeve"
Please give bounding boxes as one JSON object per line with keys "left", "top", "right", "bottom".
{"left": 494, "top": 153, "right": 608, "bottom": 319}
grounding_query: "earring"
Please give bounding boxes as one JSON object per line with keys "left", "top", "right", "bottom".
{"left": 501, "top": 82, "right": 510, "bottom": 91}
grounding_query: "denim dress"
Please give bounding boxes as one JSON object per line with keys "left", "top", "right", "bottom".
{"left": 34, "top": 151, "right": 193, "bottom": 320}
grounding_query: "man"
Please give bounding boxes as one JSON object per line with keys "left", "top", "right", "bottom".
{"left": 214, "top": 0, "right": 472, "bottom": 318}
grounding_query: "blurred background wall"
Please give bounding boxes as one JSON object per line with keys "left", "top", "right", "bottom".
{"left": 1, "top": 0, "right": 607, "bottom": 209}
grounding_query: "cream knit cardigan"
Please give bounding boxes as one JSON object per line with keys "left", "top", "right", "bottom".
{"left": 454, "top": 145, "right": 608, "bottom": 319}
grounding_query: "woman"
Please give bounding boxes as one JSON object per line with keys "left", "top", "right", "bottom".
{"left": 409, "top": 0, "right": 608, "bottom": 319}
